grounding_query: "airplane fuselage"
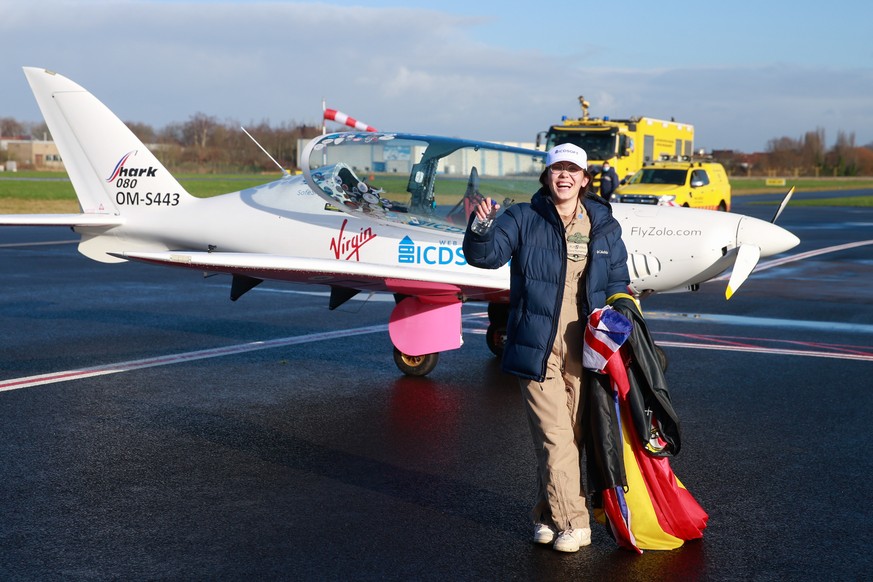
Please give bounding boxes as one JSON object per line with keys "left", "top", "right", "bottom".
{"left": 79, "top": 173, "right": 797, "bottom": 300}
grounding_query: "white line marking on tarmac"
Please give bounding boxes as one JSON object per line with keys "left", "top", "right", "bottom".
{"left": 0, "top": 324, "right": 388, "bottom": 392}
{"left": 0, "top": 240, "right": 78, "bottom": 248}
{"left": 645, "top": 311, "right": 873, "bottom": 334}
{"left": 713, "top": 239, "right": 873, "bottom": 280}
{"left": 4, "top": 306, "right": 871, "bottom": 393}
{"left": 2, "top": 233, "right": 869, "bottom": 392}
{"left": 252, "top": 287, "right": 396, "bottom": 302}
{"left": 0, "top": 312, "right": 485, "bottom": 392}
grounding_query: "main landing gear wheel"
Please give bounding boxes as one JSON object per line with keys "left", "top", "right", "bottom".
{"left": 486, "top": 302, "right": 509, "bottom": 358}
{"left": 485, "top": 323, "right": 506, "bottom": 357}
{"left": 393, "top": 348, "right": 439, "bottom": 377}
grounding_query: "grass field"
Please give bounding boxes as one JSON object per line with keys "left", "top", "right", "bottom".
{"left": 1, "top": 171, "right": 872, "bottom": 213}
{"left": 0, "top": 172, "right": 277, "bottom": 213}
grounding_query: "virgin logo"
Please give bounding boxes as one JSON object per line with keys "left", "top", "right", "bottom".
{"left": 330, "top": 219, "right": 376, "bottom": 261}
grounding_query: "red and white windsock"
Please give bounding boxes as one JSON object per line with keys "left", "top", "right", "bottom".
{"left": 323, "top": 108, "right": 377, "bottom": 132}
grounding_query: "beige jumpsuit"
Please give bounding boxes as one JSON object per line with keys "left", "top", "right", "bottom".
{"left": 518, "top": 202, "right": 591, "bottom": 532}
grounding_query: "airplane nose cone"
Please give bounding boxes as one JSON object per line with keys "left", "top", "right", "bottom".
{"left": 736, "top": 216, "right": 800, "bottom": 256}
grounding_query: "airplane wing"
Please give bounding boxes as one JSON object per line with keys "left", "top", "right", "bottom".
{"left": 115, "top": 250, "right": 510, "bottom": 302}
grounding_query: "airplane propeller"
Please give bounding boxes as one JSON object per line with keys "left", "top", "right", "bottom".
{"left": 724, "top": 186, "right": 796, "bottom": 299}
{"left": 725, "top": 244, "right": 761, "bottom": 300}
{"left": 770, "top": 186, "right": 796, "bottom": 224}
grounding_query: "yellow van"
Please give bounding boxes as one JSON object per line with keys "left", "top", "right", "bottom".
{"left": 611, "top": 160, "right": 731, "bottom": 211}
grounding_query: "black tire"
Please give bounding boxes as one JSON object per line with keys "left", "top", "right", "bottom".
{"left": 487, "top": 302, "right": 509, "bottom": 325}
{"left": 717, "top": 200, "right": 728, "bottom": 212}
{"left": 393, "top": 348, "right": 439, "bottom": 376}
{"left": 485, "top": 323, "right": 506, "bottom": 358}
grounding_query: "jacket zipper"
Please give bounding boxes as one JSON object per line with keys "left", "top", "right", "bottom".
{"left": 540, "top": 201, "right": 568, "bottom": 381}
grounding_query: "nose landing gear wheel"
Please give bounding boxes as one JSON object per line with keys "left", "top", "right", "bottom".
{"left": 393, "top": 348, "right": 439, "bottom": 376}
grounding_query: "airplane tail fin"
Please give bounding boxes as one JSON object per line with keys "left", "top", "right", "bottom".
{"left": 22, "top": 67, "right": 193, "bottom": 216}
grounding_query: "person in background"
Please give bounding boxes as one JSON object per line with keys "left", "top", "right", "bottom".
{"left": 599, "top": 161, "right": 620, "bottom": 199}
{"left": 463, "top": 144, "right": 630, "bottom": 553}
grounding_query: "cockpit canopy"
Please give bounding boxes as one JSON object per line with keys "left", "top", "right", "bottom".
{"left": 302, "top": 133, "right": 546, "bottom": 231}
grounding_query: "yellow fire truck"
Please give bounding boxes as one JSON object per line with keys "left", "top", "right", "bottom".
{"left": 537, "top": 96, "right": 695, "bottom": 191}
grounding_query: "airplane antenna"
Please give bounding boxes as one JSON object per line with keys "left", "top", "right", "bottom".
{"left": 241, "top": 126, "right": 289, "bottom": 176}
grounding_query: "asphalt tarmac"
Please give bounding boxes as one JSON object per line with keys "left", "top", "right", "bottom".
{"left": 1, "top": 192, "right": 871, "bottom": 581}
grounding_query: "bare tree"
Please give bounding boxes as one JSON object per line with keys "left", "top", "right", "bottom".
{"left": 126, "top": 121, "right": 157, "bottom": 145}
{"left": 829, "top": 130, "right": 858, "bottom": 175}
{"left": 800, "top": 128, "right": 825, "bottom": 175}
{"left": 765, "top": 136, "right": 800, "bottom": 174}
{"left": 0, "top": 117, "right": 26, "bottom": 138}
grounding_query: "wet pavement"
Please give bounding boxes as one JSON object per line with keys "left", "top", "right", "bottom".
{"left": 1, "top": 194, "right": 871, "bottom": 580}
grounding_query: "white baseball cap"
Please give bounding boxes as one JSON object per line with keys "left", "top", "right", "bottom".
{"left": 546, "top": 143, "right": 588, "bottom": 170}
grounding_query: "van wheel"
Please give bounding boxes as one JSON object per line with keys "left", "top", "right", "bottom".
{"left": 717, "top": 201, "right": 727, "bottom": 212}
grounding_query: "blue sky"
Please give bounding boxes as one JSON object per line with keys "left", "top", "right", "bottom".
{"left": 2, "top": 0, "right": 871, "bottom": 152}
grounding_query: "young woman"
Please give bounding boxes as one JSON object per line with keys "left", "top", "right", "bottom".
{"left": 463, "top": 143, "right": 630, "bottom": 552}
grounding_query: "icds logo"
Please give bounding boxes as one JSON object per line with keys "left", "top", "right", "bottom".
{"left": 398, "top": 236, "right": 466, "bottom": 266}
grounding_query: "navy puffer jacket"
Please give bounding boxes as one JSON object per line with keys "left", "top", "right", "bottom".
{"left": 463, "top": 188, "right": 630, "bottom": 381}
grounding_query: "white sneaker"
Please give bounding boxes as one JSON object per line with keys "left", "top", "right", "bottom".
{"left": 533, "top": 523, "right": 556, "bottom": 544}
{"left": 553, "top": 528, "right": 591, "bottom": 552}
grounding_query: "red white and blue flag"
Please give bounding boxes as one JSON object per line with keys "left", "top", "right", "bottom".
{"left": 583, "top": 306, "right": 633, "bottom": 373}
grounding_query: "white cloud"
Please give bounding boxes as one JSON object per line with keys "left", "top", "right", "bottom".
{"left": 2, "top": 1, "right": 871, "bottom": 152}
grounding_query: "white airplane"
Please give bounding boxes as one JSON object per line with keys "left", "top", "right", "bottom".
{"left": 1, "top": 68, "right": 799, "bottom": 376}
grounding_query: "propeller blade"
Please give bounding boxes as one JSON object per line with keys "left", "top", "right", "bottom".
{"left": 725, "top": 244, "right": 762, "bottom": 300}
{"left": 771, "top": 186, "right": 796, "bottom": 223}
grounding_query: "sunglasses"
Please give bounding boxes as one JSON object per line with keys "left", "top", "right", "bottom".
{"left": 549, "top": 163, "right": 584, "bottom": 174}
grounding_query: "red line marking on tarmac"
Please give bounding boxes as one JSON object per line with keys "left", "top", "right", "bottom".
{"left": 467, "top": 328, "right": 873, "bottom": 362}
{"left": 658, "top": 332, "right": 873, "bottom": 358}
{"left": 668, "top": 333, "right": 760, "bottom": 349}
{"left": 653, "top": 340, "right": 873, "bottom": 362}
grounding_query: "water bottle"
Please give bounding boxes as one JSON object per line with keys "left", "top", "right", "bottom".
{"left": 470, "top": 203, "right": 497, "bottom": 235}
